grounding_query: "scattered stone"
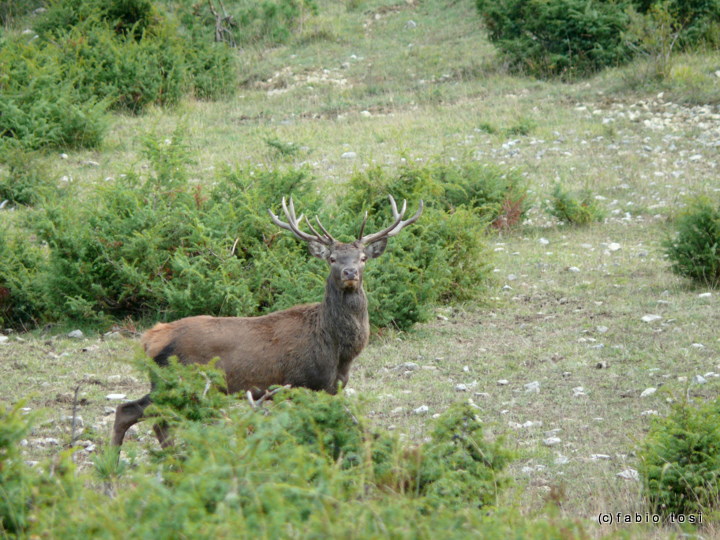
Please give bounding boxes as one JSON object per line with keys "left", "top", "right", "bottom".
{"left": 413, "top": 405, "right": 429, "bottom": 415}
{"left": 539, "top": 237, "right": 550, "bottom": 245}
{"left": 33, "top": 437, "right": 61, "bottom": 447}
{"left": 106, "top": 393, "right": 127, "bottom": 401}
{"left": 543, "top": 437, "right": 562, "bottom": 447}
{"left": 360, "top": 110, "right": 372, "bottom": 117}
{"left": 60, "top": 153, "right": 68, "bottom": 159}
{"left": 607, "top": 242, "right": 621, "bottom": 252}
{"left": 62, "top": 415, "right": 84, "bottom": 428}
{"left": 698, "top": 292, "right": 712, "bottom": 298}
{"left": 641, "top": 314, "right": 662, "bottom": 323}
{"left": 690, "top": 343, "right": 705, "bottom": 349}
{"left": 0, "top": 335, "right": 8, "bottom": 344}
{"left": 341, "top": 151, "right": 357, "bottom": 159}
{"left": 617, "top": 468, "right": 639, "bottom": 481}
{"left": 554, "top": 454, "right": 570, "bottom": 465}
{"left": 524, "top": 381, "right": 540, "bottom": 393}
{"left": 497, "top": 379, "right": 509, "bottom": 386}
{"left": 344, "top": 388, "right": 357, "bottom": 397}
{"left": 573, "top": 386, "right": 586, "bottom": 397}
{"left": 474, "top": 392, "right": 490, "bottom": 398}
{"left": 640, "top": 387, "right": 657, "bottom": 398}
{"left": 67, "top": 329, "right": 84, "bottom": 339}
{"left": 405, "top": 19, "right": 417, "bottom": 29}
{"left": 399, "top": 362, "right": 420, "bottom": 371}
{"left": 455, "top": 383, "right": 469, "bottom": 392}
{"left": 641, "top": 410, "right": 658, "bottom": 416}
{"left": 568, "top": 266, "right": 581, "bottom": 273}
{"left": 693, "top": 374, "right": 707, "bottom": 385}
{"left": 596, "top": 326, "right": 608, "bottom": 334}
{"left": 591, "top": 454, "right": 612, "bottom": 461}
{"left": 595, "top": 361, "right": 608, "bottom": 369}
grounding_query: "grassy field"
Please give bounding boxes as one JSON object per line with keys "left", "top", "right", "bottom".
{"left": 2, "top": 0, "right": 719, "bottom": 536}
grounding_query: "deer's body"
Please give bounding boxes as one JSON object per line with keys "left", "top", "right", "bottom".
{"left": 142, "top": 278, "right": 369, "bottom": 395}
{"left": 112, "top": 196, "right": 422, "bottom": 448}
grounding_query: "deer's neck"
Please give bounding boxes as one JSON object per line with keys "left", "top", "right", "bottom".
{"left": 321, "top": 279, "right": 370, "bottom": 361}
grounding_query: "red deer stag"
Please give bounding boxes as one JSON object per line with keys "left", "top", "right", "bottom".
{"left": 112, "top": 195, "right": 423, "bottom": 447}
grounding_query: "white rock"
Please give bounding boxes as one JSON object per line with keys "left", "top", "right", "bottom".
{"left": 341, "top": 151, "right": 357, "bottom": 159}
{"left": 455, "top": 384, "right": 469, "bottom": 392}
{"left": 693, "top": 375, "right": 707, "bottom": 385}
{"left": 0, "top": 335, "right": 8, "bottom": 344}
{"left": 497, "top": 379, "right": 509, "bottom": 386}
{"left": 607, "top": 242, "right": 621, "bottom": 252}
{"left": 590, "top": 454, "right": 612, "bottom": 460}
{"left": 641, "top": 314, "right": 662, "bottom": 323}
{"left": 400, "top": 362, "right": 420, "bottom": 371}
{"left": 413, "top": 405, "right": 429, "bottom": 415}
{"left": 539, "top": 237, "right": 550, "bottom": 245}
{"left": 617, "top": 468, "right": 639, "bottom": 481}
{"left": 62, "top": 415, "right": 84, "bottom": 428}
{"left": 524, "top": 381, "right": 540, "bottom": 393}
{"left": 596, "top": 326, "right": 608, "bottom": 334}
{"left": 68, "top": 329, "right": 84, "bottom": 339}
{"left": 691, "top": 343, "right": 705, "bottom": 349}
{"left": 568, "top": 266, "right": 581, "bottom": 273}
{"left": 554, "top": 454, "right": 570, "bottom": 465}
{"left": 543, "top": 437, "right": 562, "bottom": 447}
{"left": 60, "top": 153, "right": 68, "bottom": 159}
{"left": 106, "top": 393, "right": 127, "bottom": 400}
{"left": 344, "top": 388, "right": 357, "bottom": 396}
{"left": 698, "top": 292, "right": 712, "bottom": 298}
{"left": 360, "top": 110, "right": 372, "bottom": 117}
{"left": 641, "top": 410, "right": 658, "bottom": 416}
{"left": 640, "top": 387, "right": 657, "bottom": 397}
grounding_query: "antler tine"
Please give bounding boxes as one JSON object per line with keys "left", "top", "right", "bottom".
{"left": 360, "top": 195, "right": 424, "bottom": 245}
{"left": 356, "top": 211, "right": 368, "bottom": 240}
{"left": 313, "top": 216, "right": 336, "bottom": 243}
{"left": 268, "top": 197, "right": 331, "bottom": 245}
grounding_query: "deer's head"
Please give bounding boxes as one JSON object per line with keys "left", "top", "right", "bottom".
{"left": 269, "top": 196, "right": 424, "bottom": 291}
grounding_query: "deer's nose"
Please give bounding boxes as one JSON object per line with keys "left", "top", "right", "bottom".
{"left": 341, "top": 267, "right": 358, "bottom": 281}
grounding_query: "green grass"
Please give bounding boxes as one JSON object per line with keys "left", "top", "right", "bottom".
{"left": 2, "top": 0, "right": 720, "bottom": 537}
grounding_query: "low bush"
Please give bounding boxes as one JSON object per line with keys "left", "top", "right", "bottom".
{"left": 639, "top": 397, "right": 720, "bottom": 517}
{"left": 630, "top": 0, "right": 720, "bottom": 50}
{"left": 547, "top": 184, "right": 606, "bottom": 225}
{"left": 0, "top": 133, "right": 521, "bottom": 331}
{"left": 664, "top": 197, "right": 720, "bottom": 287}
{"left": 0, "top": 360, "right": 593, "bottom": 537}
{"left": 476, "top": 0, "right": 634, "bottom": 79}
{"left": 0, "top": 149, "right": 59, "bottom": 206}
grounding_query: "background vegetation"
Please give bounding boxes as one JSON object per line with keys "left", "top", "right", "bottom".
{"left": 1, "top": 0, "right": 719, "bottom": 537}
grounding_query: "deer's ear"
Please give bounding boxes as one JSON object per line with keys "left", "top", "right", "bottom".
{"left": 307, "top": 240, "right": 330, "bottom": 260}
{"left": 364, "top": 238, "right": 388, "bottom": 259}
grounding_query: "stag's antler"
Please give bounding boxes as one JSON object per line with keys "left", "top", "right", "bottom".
{"left": 268, "top": 197, "right": 336, "bottom": 245}
{"left": 359, "top": 195, "right": 424, "bottom": 245}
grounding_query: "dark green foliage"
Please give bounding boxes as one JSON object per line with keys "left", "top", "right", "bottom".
{"left": 548, "top": 184, "right": 606, "bottom": 225}
{"left": 173, "top": 0, "right": 319, "bottom": 47}
{"left": 639, "top": 398, "right": 720, "bottom": 516}
{"left": 630, "top": 0, "right": 720, "bottom": 48}
{"left": 0, "top": 134, "right": 516, "bottom": 330}
{"left": 0, "top": 0, "right": 237, "bottom": 150}
{"left": 476, "top": 0, "right": 634, "bottom": 79}
{"left": 0, "top": 225, "right": 48, "bottom": 329}
{"left": 0, "top": 36, "right": 109, "bottom": 150}
{"left": 0, "top": 402, "right": 79, "bottom": 536}
{"left": 0, "top": 149, "right": 58, "bottom": 206}
{"left": 664, "top": 197, "right": 720, "bottom": 287}
{"left": 0, "top": 0, "right": 43, "bottom": 26}
{"left": 0, "top": 361, "right": 591, "bottom": 537}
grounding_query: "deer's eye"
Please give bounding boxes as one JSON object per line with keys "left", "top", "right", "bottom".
{"left": 329, "top": 256, "right": 336, "bottom": 263}
{"left": 360, "top": 254, "right": 368, "bottom": 262}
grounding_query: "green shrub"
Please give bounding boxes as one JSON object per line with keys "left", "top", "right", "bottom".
{"left": 630, "top": 0, "right": 720, "bottom": 49}
{"left": 0, "top": 149, "right": 59, "bottom": 206}
{"left": 547, "top": 184, "right": 606, "bottom": 225}
{"left": 0, "top": 224, "right": 48, "bottom": 329}
{"left": 664, "top": 197, "right": 720, "bottom": 287}
{"left": 0, "top": 36, "right": 109, "bottom": 150}
{"left": 0, "top": 402, "right": 79, "bottom": 536}
{"left": 639, "top": 397, "right": 720, "bottom": 516}
{"left": 476, "top": 0, "right": 634, "bottom": 79}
